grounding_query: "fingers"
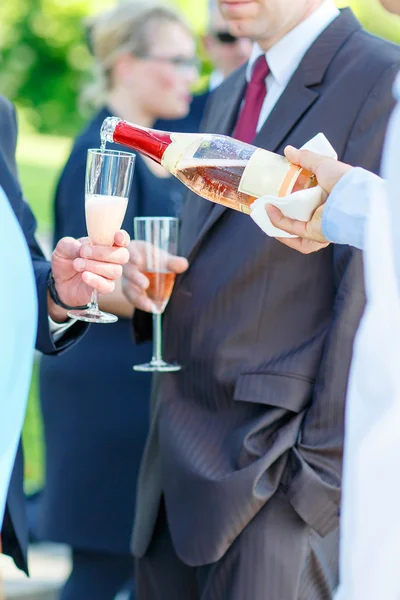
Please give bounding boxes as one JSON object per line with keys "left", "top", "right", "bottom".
{"left": 127, "top": 241, "right": 147, "bottom": 270}
{"left": 285, "top": 146, "right": 335, "bottom": 190}
{"left": 81, "top": 271, "right": 116, "bottom": 294}
{"left": 123, "top": 260, "right": 150, "bottom": 289}
{"left": 284, "top": 146, "right": 324, "bottom": 175}
{"left": 167, "top": 255, "right": 189, "bottom": 274}
{"left": 122, "top": 245, "right": 188, "bottom": 312}
{"left": 121, "top": 241, "right": 189, "bottom": 312}
{"left": 122, "top": 260, "right": 154, "bottom": 311}
{"left": 73, "top": 257, "right": 123, "bottom": 280}
{"left": 80, "top": 244, "right": 130, "bottom": 265}
{"left": 266, "top": 205, "right": 310, "bottom": 238}
{"left": 55, "top": 237, "right": 82, "bottom": 260}
{"left": 274, "top": 237, "right": 329, "bottom": 254}
{"left": 127, "top": 241, "right": 189, "bottom": 274}
{"left": 284, "top": 146, "right": 352, "bottom": 194}
{"left": 122, "top": 276, "right": 155, "bottom": 312}
{"left": 266, "top": 204, "right": 329, "bottom": 254}
{"left": 114, "top": 230, "right": 130, "bottom": 247}
{"left": 79, "top": 231, "right": 130, "bottom": 248}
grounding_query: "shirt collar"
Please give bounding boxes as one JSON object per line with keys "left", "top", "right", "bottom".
{"left": 246, "top": 1, "right": 340, "bottom": 86}
{"left": 209, "top": 70, "right": 225, "bottom": 91}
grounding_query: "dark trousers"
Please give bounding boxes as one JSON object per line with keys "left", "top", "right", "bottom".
{"left": 136, "top": 496, "right": 339, "bottom": 600}
{"left": 60, "top": 548, "right": 136, "bottom": 600}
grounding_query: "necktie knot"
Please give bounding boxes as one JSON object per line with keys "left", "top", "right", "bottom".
{"left": 250, "top": 55, "right": 270, "bottom": 85}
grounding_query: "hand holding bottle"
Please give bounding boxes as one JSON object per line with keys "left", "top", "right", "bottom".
{"left": 266, "top": 146, "right": 353, "bottom": 254}
{"left": 122, "top": 240, "right": 189, "bottom": 313}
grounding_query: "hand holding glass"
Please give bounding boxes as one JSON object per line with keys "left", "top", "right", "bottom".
{"left": 68, "top": 148, "right": 135, "bottom": 324}
{"left": 133, "top": 217, "right": 181, "bottom": 372}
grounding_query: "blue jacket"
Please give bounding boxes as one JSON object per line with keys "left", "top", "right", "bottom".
{"left": 0, "top": 96, "right": 87, "bottom": 574}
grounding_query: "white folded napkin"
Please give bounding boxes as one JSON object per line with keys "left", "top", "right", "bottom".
{"left": 250, "top": 133, "right": 337, "bottom": 238}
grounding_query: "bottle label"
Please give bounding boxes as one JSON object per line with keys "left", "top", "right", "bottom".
{"left": 238, "top": 148, "right": 291, "bottom": 198}
{"left": 239, "top": 204, "right": 251, "bottom": 215}
{"left": 161, "top": 133, "right": 203, "bottom": 173}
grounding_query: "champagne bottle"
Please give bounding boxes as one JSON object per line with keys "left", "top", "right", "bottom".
{"left": 101, "top": 117, "right": 317, "bottom": 215}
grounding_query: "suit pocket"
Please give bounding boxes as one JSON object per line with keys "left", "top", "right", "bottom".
{"left": 233, "top": 372, "right": 314, "bottom": 413}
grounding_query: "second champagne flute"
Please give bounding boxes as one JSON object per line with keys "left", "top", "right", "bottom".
{"left": 68, "top": 148, "right": 135, "bottom": 324}
{"left": 133, "top": 217, "right": 181, "bottom": 372}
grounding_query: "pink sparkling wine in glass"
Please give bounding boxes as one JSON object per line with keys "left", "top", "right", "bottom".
{"left": 85, "top": 194, "right": 128, "bottom": 246}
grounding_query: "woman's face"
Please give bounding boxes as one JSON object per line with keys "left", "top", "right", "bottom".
{"left": 132, "top": 21, "right": 198, "bottom": 121}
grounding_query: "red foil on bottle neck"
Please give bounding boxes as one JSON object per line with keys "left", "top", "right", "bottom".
{"left": 113, "top": 121, "right": 172, "bottom": 164}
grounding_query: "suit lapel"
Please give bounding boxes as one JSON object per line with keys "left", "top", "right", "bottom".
{"left": 179, "top": 69, "right": 247, "bottom": 257}
{"left": 184, "top": 9, "right": 360, "bottom": 262}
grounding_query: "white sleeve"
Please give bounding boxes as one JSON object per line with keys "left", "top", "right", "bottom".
{"left": 381, "top": 72, "right": 400, "bottom": 287}
{"left": 321, "top": 167, "right": 386, "bottom": 250}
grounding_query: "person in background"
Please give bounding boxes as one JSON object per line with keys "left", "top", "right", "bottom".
{"left": 37, "top": 3, "right": 196, "bottom": 599}
{"left": 156, "top": 0, "right": 252, "bottom": 133}
{"left": 203, "top": 0, "right": 253, "bottom": 91}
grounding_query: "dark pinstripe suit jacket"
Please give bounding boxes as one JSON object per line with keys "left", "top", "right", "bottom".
{"left": 132, "top": 9, "right": 400, "bottom": 570}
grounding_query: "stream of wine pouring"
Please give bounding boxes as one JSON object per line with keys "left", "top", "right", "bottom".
{"left": 89, "top": 137, "right": 107, "bottom": 195}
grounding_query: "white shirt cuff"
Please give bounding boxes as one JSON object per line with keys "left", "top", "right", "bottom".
{"left": 48, "top": 316, "right": 76, "bottom": 343}
{"left": 321, "top": 168, "right": 385, "bottom": 250}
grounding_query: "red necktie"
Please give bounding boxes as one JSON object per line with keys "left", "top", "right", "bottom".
{"left": 233, "top": 55, "right": 270, "bottom": 144}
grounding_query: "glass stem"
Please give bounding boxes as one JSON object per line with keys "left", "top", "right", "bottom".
{"left": 89, "top": 289, "right": 99, "bottom": 312}
{"left": 152, "top": 313, "right": 163, "bottom": 363}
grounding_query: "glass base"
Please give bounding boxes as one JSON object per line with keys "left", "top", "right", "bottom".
{"left": 133, "top": 359, "right": 181, "bottom": 372}
{"left": 67, "top": 308, "right": 118, "bottom": 324}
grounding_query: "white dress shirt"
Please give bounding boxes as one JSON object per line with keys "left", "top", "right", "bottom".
{"left": 49, "top": 314, "right": 76, "bottom": 342}
{"left": 209, "top": 70, "right": 225, "bottom": 91}
{"left": 318, "top": 74, "right": 400, "bottom": 599}
{"left": 245, "top": 0, "right": 340, "bottom": 131}
{"left": 322, "top": 71, "right": 400, "bottom": 286}
{"left": 334, "top": 78, "right": 400, "bottom": 599}
{"left": 0, "top": 187, "right": 37, "bottom": 524}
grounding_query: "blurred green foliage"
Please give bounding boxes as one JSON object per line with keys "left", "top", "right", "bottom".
{"left": 22, "top": 361, "right": 44, "bottom": 493}
{"left": 0, "top": 0, "right": 399, "bottom": 137}
{"left": 0, "top": 0, "right": 114, "bottom": 135}
{"left": 337, "top": 0, "right": 400, "bottom": 43}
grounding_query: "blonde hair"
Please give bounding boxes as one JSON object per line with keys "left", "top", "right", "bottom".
{"left": 83, "top": 0, "right": 191, "bottom": 108}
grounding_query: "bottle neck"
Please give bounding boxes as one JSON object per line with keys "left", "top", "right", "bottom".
{"left": 113, "top": 120, "right": 172, "bottom": 164}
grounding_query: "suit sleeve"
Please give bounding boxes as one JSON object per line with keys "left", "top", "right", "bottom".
{"left": 282, "top": 63, "right": 399, "bottom": 536}
{"left": 0, "top": 103, "right": 87, "bottom": 355}
{"left": 18, "top": 173, "right": 88, "bottom": 354}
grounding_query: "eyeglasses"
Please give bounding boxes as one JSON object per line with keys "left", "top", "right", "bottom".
{"left": 213, "top": 31, "right": 239, "bottom": 45}
{"left": 135, "top": 54, "right": 201, "bottom": 73}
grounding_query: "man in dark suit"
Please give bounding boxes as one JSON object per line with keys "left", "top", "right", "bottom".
{"left": 0, "top": 94, "right": 130, "bottom": 575}
{"left": 122, "top": 1, "right": 400, "bottom": 598}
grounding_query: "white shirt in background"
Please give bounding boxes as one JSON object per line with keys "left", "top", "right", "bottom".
{"left": 209, "top": 70, "right": 225, "bottom": 91}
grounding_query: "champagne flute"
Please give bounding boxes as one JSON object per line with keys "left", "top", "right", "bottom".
{"left": 68, "top": 148, "right": 135, "bottom": 324}
{"left": 133, "top": 217, "right": 181, "bottom": 372}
